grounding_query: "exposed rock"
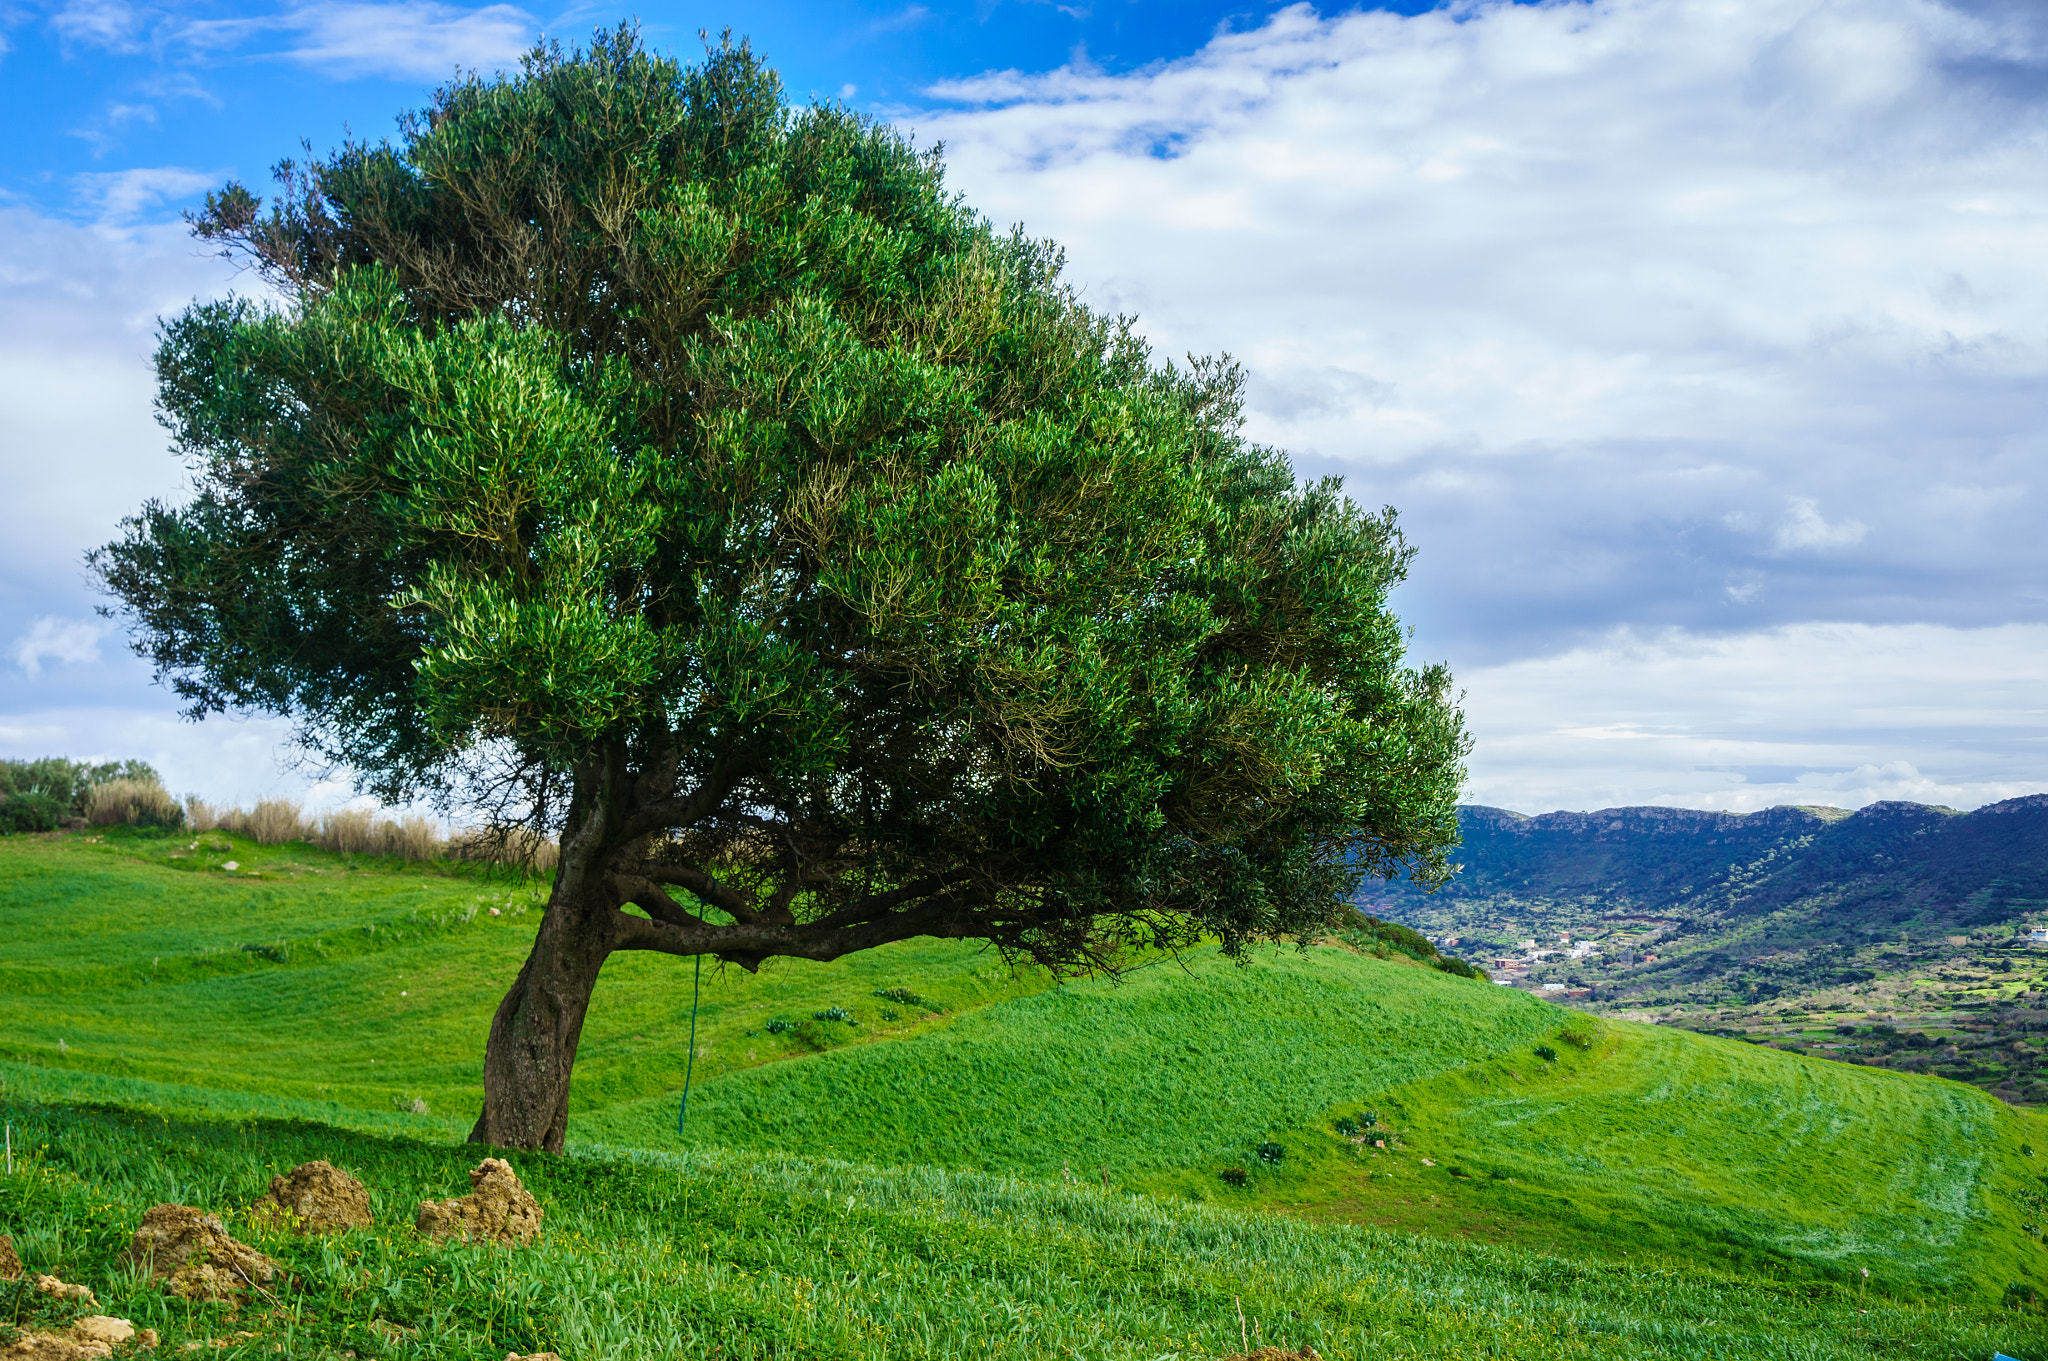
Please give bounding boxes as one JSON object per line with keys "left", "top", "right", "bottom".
{"left": 0, "top": 1334, "right": 101, "bottom": 1361}
{"left": 32, "top": 1275, "right": 97, "bottom": 1307}
{"left": 248, "top": 1160, "right": 372, "bottom": 1234}
{"left": 414, "top": 1159, "right": 542, "bottom": 1245}
{"left": 0, "top": 1316, "right": 147, "bottom": 1360}
{"left": 0, "top": 1235, "right": 19, "bottom": 1280}
{"left": 66, "top": 1321, "right": 133, "bottom": 1349}
{"left": 119, "top": 1205, "right": 280, "bottom": 1301}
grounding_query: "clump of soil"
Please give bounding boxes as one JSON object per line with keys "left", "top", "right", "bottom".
{"left": 118, "top": 1205, "right": 280, "bottom": 1301}
{"left": 0, "top": 1316, "right": 156, "bottom": 1360}
{"left": 414, "top": 1159, "right": 542, "bottom": 1245}
{"left": 0, "top": 1234, "right": 20, "bottom": 1280}
{"left": 32, "top": 1276, "right": 97, "bottom": 1308}
{"left": 248, "top": 1160, "right": 372, "bottom": 1234}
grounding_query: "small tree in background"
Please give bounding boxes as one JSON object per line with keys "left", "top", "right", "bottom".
{"left": 92, "top": 30, "right": 1468, "bottom": 1151}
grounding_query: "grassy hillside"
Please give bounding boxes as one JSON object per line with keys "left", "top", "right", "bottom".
{"left": 2, "top": 1099, "right": 2041, "bottom": 1361}
{"left": 5, "top": 826, "right": 2047, "bottom": 1309}
{"left": 0, "top": 829, "right": 1058, "bottom": 1125}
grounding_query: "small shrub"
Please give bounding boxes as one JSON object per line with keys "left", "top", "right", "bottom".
{"left": 872, "top": 987, "right": 941, "bottom": 1012}
{"left": 879, "top": 1008, "right": 900, "bottom": 1021}
{"left": 1558, "top": 1025, "right": 1594, "bottom": 1051}
{"left": 0, "top": 791, "right": 65, "bottom": 833}
{"left": 814, "top": 1006, "right": 854, "bottom": 1024}
{"left": 1533, "top": 1044, "right": 1558, "bottom": 1063}
{"left": 1333, "top": 1116, "right": 1360, "bottom": 1137}
{"left": 765, "top": 1019, "right": 796, "bottom": 1035}
{"left": 1255, "top": 1141, "right": 1285, "bottom": 1165}
{"left": 1219, "top": 1167, "right": 1248, "bottom": 1187}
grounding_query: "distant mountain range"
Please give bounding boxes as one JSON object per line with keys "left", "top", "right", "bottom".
{"left": 1365, "top": 795, "right": 2048, "bottom": 1008}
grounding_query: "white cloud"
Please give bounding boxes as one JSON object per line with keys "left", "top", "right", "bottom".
{"left": 71, "top": 166, "right": 219, "bottom": 223}
{"left": 57, "top": 0, "right": 535, "bottom": 82}
{"left": 51, "top": 0, "right": 149, "bottom": 53}
{"left": 1773, "top": 496, "right": 1869, "bottom": 552}
{"left": 1456, "top": 622, "right": 2048, "bottom": 813}
{"left": 11, "top": 617, "right": 108, "bottom": 676}
{"left": 275, "top": 1, "right": 534, "bottom": 80}
{"left": 912, "top": 0, "right": 2048, "bottom": 658}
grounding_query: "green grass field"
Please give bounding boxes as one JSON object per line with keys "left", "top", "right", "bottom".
{"left": 2, "top": 1100, "right": 2042, "bottom": 1360}
{"left": 4, "top": 825, "right": 2048, "bottom": 1355}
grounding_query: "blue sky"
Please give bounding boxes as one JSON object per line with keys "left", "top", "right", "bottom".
{"left": 3, "top": 0, "right": 2045, "bottom": 815}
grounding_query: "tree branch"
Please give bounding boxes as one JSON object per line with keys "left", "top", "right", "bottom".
{"left": 618, "top": 750, "right": 755, "bottom": 842}
{"left": 610, "top": 894, "right": 986, "bottom": 970}
{"left": 632, "top": 859, "right": 760, "bottom": 923}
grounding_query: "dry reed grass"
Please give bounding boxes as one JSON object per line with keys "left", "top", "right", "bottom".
{"left": 86, "top": 779, "right": 183, "bottom": 828}
{"left": 315, "top": 807, "right": 441, "bottom": 860}
{"left": 182, "top": 794, "right": 552, "bottom": 873}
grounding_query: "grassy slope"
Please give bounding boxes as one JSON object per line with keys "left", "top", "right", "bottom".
{"left": 4, "top": 828, "right": 2046, "bottom": 1307}
{"left": 1, "top": 1099, "right": 2041, "bottom": 1361}
{"left": 0, "top": 830, "right": 1057, "bottom": 1124}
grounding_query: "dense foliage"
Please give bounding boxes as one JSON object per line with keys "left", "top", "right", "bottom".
{"left": 0, "top": 758, "right": 161, "bottom": 833}
{"left": 91, "top": 29, "right": 1466, "bottom": 1146}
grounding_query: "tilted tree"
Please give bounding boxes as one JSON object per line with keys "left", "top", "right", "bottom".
{"left": 93, "top": 30, "right": 1469, "bottom": 1152}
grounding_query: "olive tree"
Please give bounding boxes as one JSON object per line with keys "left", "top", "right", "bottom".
{"left": 93, "top": 30, "right": 1468, "bottom": 1152}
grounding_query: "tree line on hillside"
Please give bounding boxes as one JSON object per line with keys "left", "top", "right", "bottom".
{"left": 0, "top": 757, "right": 175, "bottom": 833}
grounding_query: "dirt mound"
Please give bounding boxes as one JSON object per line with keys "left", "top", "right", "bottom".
{"left": 32, "top": 1275, "right": 97, "bottom": 1307}
{"left": 414, "top": 1158, "right": 542, "bottom": 1245}
{"left": 118, "top": 1204, "right": 280, "bottom": 1301}
{"left": 249, "top": 1160, "right": 372, "bottom": 1233}
{"left": 0, "top": 1234, "right": 19, "bottom": 1280}
{"left": 0, "top": 1316, "right": 155, "bottom": 1359}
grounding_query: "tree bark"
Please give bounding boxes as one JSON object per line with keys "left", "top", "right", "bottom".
{"left": 468, "top": 883, "right": 617, "bottom": 1152}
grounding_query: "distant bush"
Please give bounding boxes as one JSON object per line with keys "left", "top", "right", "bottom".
{"left": 813, "top": 1007, "right": 854, "bottom": 1024}
{"left": 1347, "top": 913, "right": 1487, "bottom": 980}
{"left": 1219, "top": 1167, "right": 1248, "bottom": 1186}
{"left": 1436, "top": 955, "right": 1489, "bottom": 981}
{"left": 1559, "top": 1025, "right": 1595, "bottom": 1051}
{"left": 1344, "top": 913, "right": 1438, "bottom": 964}
{"left": 765, "top": 1019, "right": 796, "bottom": 1035}
{"left": 1533, "top": 1044, "right": 1559, "bottom": 1063}
{"left": 1333, "top": 1116, "right": 1360, "bottom": 1137}
{"left": 0, "top": 791, "right": 64, "bottom": 833}
{"left": 1255, "top": 1141, "right": 1285, "bottom": 1165}
{"left": 0, "top": 756, "right": 164, "bottom": 828}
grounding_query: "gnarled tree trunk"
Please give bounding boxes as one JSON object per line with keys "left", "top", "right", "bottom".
{"left": 468, "top": 875, "right": 618, "bottom": 1152}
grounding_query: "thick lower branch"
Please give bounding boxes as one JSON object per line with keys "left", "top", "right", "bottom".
{"left": 609, "top": 894, "right": 991, "bottom": 970}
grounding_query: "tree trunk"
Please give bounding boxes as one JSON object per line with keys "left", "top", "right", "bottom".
{"left": 468, "top": 884, "right": 615, "bottom": 1152}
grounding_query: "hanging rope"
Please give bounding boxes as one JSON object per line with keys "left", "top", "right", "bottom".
{"left": 676, "top": 953, "right": 702, "bottom": 1140}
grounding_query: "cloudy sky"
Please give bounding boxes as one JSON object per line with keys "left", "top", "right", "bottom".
{"left": 1, "top": 0, "right": 2042, "bottom": 816}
